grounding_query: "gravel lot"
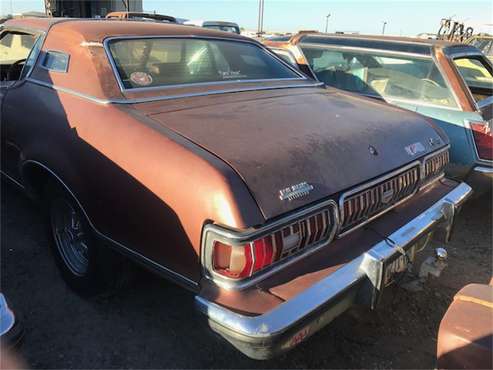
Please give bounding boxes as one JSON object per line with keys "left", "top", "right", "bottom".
{"left": 1, "top": 182, "right": 491, "bottom": 369}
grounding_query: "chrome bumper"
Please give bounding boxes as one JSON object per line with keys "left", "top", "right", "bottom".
{"left": 466, "top": 166, "right": 493, "bottom": 195}
{"left": 195, "top": 182, "right": 472, "bottom": 360}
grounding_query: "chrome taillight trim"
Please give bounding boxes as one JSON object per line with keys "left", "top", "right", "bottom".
{"left": 201, "top": 199, "right": 339, "bottom": 290}
{"left": 338, "top": 161, "right": 421, "bottom": 237}
{"left": 338, "top": 146, "right": 450, "bottom": 237}
{"left": 422, "top": 146, "right": 450, "bottom": 182}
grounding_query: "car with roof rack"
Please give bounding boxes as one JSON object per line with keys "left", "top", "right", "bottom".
{"left": 264, "top": 33, "right": 493, "bottom": 195}
{"left": 0, "top": 18, "right": 472, "bottom": 359}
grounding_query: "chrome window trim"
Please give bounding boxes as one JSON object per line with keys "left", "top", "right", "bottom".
{"left": 430, "top": 49, "right": 463, "bottom": 111}
{"left": 40, "top": 49, "right": 70, "bottom": 73}
{"left": 26, "top": 77, "right": 323, "bottom": 105}
{"left": 114, "top": 77, "right": 307, "bottom": 94}
{"left": 298, "top": 42, "right": 433, "bottom": 59}
{"left": 338, "top": 161, "right": 421, "bottom": 238}
{"left": 18, "top": 160, "right": 198, "bottom": 289}
{"left": 201, "top": 199, "right": 339, "bottom": 290}
{"left": 385, "top": 97, "right": 462, "bottom": 111}
{"left": 102, "top": 35, "right": 307, "bottom": 93}
{"left": 300, "top": 34, "right": 436, "bottom": 48}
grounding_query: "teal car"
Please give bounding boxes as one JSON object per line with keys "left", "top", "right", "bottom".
{"left": 266, "top": 34, "right": 493, "bottom": 194}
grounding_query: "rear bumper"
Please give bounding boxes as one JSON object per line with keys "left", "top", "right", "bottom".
{"left": 466, "top": 165, "right": 493, "bottom": 195}
{"left": 195, "top": 182, "right": 472, "bottom": 360}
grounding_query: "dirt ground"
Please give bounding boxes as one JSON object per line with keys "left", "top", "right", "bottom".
{"left": 1, "top": 182, "right": 492, "bottom": 369}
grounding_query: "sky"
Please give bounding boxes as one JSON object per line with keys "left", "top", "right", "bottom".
{"left": 3, "top": 0, "right": 492, "bottom": 36}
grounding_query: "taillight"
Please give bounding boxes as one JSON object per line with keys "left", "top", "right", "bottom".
{"left": 470, "top": 121, "right": 493, "bottom": 160}
{"left": 204, "top": 205, "right": 338, "bottom": 283}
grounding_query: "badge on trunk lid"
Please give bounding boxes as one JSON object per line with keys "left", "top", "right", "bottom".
{"left": 279, "top": 182, "right": 314, "bottom": 201}
{"left": 405, "top": 142, "right": 426, "bottom": 156}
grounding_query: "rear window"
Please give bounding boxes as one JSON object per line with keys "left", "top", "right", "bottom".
{"left": 107, "top": 38, "right": 301, "bottom": 89}
{"left": 299, "top": 44, "right": 458, "bottom": 108}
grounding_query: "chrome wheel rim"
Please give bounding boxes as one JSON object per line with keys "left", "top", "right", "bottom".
{"left": 51, "top": 199, "right": 89, "bottom": 276}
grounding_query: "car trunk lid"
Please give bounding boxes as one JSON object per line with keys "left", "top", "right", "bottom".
{"left": 143, "top": 88, "right": 445, "bottom": 220}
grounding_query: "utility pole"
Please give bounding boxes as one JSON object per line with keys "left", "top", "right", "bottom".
{"left": 382, "top": 21, "right": 388, "bottom": 35}
{"left": 325, "top": 13, "right": 331, "bottom": 33}
{"left": 257, "top": 0, "right": 265, "bottom": 37}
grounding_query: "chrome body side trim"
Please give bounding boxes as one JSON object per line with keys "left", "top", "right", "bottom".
{"left": 102, "top": 35, "right": 307, "bottom": 93}
{"left": 0, "top": 170, "right": 26, "bottom": 189}
{"left": 25, "top": 77, "right": 323, "bottom": 105}
{"left": 195, "top": 182, "right": 472, "bottom": 359}
{"left": 201, "top": 200, "right": 339, "bottom": 290}
{"left": 474, "top": 166, "right": 493, "bottom": 174}
{"left": 26, "top": 78, "right": 112, "bottom": 104}
{"left": 19, "top": 160, "right": 198, "bottom": 289}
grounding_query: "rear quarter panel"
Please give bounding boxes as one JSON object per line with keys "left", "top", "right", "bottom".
{"left": 4, "top": 81, "right": 264, "bottom": 287}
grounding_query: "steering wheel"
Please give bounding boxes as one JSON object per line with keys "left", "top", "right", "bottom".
{"left": 6, "top": 58, "right": 27, "bottom": 81}
{"left": 422, "top": 78, "right": 440, "bottom": 87}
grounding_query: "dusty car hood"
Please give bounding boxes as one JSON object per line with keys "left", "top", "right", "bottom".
{"left": 146, "top": 88, "right": 446, "bottom": 220}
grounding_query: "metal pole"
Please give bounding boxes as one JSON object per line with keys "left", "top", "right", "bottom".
{"left": 257, "top": 0, "right": 264, "bottom": 36}
{"left": 382, "top": 21, "right": 387, "bottom": 35}
{"left": 325, "top": 13, "right": 331, "bottom": 33}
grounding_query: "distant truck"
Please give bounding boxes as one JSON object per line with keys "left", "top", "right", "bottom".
{"left": 183, "top": 20, "right": 240, "bottom": 34}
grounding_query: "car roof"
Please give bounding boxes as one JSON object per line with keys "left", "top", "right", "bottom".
{"left": 3, "top": 18, "right": 249, "bottom": 42}
{"left": 294, "top": 33, "right": 469, "bottom": 56}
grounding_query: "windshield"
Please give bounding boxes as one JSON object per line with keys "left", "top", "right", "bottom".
{"left": 299, "top": 44, "right": 458, "bottom": 108}
{"left": 108, "top": 38, "right": 300, "bottom": 89}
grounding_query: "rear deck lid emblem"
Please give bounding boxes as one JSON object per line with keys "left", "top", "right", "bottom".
{"left": 279, "top": 182, "right": 314, "bottom": 201}
{"left": 405, "top": 142, "right": 425, "bottom": 156}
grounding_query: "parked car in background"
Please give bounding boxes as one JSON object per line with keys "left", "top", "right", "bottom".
{"left": 0, "top": 293, "right": 23, "bottom": 348}
{"left": 465, "top": 34, "right": 493, "bottom": 61}
{"left": 105, "top": 11, "right": 176, "bottom": 23}
{"left": 265, "top": 33, "right": 493, "bottom": 194}
{"left": 437, "top": 281, "right": 493, "bottom": 369}
{"left": 183, "top": 20, "right": 240, "bottom": 34}
{"left": 0, "top": 18, "right": 472, "bottom": 359}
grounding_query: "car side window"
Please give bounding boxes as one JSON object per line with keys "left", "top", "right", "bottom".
{"left": 0, "top": 31, "right": 38, "bottom": 81}
{"left": 453, "top": 56, "right": 493, "bottom": 104}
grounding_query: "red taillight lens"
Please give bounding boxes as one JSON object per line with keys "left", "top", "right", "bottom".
{"left": 208, "top": 208, "right": 335, "bottom": 281}
{"left": 212, "top": 241, "right": 253, "bottom": 279}
{"left": 471, "top": 121, "right": 493, "bottom": 160}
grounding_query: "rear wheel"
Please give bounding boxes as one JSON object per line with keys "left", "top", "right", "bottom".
{"left": 44, "top": 183, "right": 129, "bottom": 296}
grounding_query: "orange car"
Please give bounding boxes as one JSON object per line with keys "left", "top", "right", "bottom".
{"left": 0, "top": 19, "right": 473, "bottom": 359}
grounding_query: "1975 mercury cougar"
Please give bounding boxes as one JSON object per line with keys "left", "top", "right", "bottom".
{"left": 0, "top": 19, "right": 472, "bottom": 359}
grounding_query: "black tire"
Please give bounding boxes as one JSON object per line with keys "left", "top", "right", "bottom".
{"left": 43, "top": 182, "right": 123, "bottom": 296}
